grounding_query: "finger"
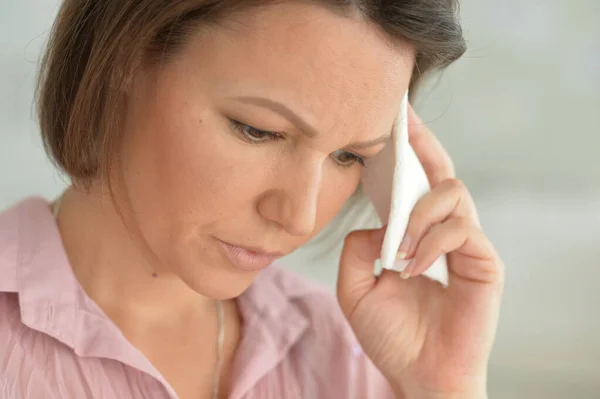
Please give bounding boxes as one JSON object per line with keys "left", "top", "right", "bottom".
{"left": 397, "top": 178, "right": 481, "bottom": 258}
{"left": 407, "top": 104, "right": 455, "bottom": 187}
{"left": 337, "top": 227, "right": 385, "bottom": 319}
{"left": 402, "top": 217, "right": 501, "bottom": 285}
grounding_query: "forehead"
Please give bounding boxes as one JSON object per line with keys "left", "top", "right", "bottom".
{"left": 170, "top": 2, "right": 414, "bottom": 135}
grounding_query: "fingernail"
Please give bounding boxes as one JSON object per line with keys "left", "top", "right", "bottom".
{"left": 400, "top": 259, "right": 416, "bottom": 280}
{"left": 397, "top": 236, "right": 411, "bottom": 259}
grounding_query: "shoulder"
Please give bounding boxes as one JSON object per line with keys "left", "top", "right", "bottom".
{"left": 0, "top": 196, "right": 51, "bottom": 292}
{"left": 0, "top": 293, "right": 55, "bottom": 399}
{"left": 0, "top": 197, "right": 68, "bottom": 398}
{"left": 0, "top": 199, "right": 22, "bottom": 292}
{"left": 0, "top": 293, "right": 31, "bottom": 363}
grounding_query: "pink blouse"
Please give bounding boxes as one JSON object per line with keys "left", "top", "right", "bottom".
{"left": 0, "top": 197, "right": 394, "bottom": 398}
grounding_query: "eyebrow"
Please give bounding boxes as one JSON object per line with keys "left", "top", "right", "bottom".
{"left": 231, "top": 95, "right": 392, "bottom": 149}
{"left": 346, "top": 131, "right": 392, "bottom": 150}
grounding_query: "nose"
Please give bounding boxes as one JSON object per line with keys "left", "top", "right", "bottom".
{"left": 257, "top": 163, "right": 322, "bottom": 237}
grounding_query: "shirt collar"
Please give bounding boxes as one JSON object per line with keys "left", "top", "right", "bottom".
{"left": 1, "top": 197, "right": 168, "bottom": 385}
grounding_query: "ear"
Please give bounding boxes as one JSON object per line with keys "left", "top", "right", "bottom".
{"left": 360, "top": 93, "right": 448, "bottom": 285}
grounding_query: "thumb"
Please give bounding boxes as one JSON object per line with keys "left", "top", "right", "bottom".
{"left": 336, "top": 226, "right": 386, "bottom": 319}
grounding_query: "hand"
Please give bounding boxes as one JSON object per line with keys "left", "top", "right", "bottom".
{"left": 336, "top": 105, "right": 503, "bottom": 399}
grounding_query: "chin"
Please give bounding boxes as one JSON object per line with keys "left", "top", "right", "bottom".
{"left": 178, "top": 256, "right": 261, "bottom": 300}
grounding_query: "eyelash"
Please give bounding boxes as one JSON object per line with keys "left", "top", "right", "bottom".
{"left": 229, "top": 119, "right": 283, "bottom": 142}
{"left": 228, "top": 119, "right": 366, "bottom": 168}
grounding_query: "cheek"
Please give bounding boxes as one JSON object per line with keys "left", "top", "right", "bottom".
{"left": 149, "top": 116, "right": 256, "bottom": 222}
{"left": 119, "top": 105, "right": 259, "bottom": 253}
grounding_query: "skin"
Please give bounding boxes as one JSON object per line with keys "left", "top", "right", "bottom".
{"left": 55, "top": 2, "right": 503, "bottom": 399}
{"left": 338, "top": 106, "right": 503, "bottom": 399}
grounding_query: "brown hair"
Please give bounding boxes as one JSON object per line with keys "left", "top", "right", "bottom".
{"left": 36, "top": 0, "right": 466, "bottom": 184}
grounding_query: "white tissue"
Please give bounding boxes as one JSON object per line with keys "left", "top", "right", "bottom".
{"left": 361, "top": 93, "right": 448, "bottom": 284}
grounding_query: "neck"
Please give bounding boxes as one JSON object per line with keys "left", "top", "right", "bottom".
{"left": 56, "top": 185, "right": 218, "bottom": 324}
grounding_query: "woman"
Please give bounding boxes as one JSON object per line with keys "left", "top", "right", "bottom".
{"left": 0, "top": 1, "right": 504, "bottom": 398}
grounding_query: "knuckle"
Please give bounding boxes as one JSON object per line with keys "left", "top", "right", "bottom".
{"left": 409, "top": 194, "right": 435, "bottom": 224}
{"left": 408, "top": 205, "right": 427, "bottom": 227}
{"left": 423, "top": 222, "right": 444, "bottom": 241}
{"left": 478, "top": 256, "right": 506, "bottom": 292}
{"left": 444, "top": 177, "right": 467, "bottom": 193}
{"left": 343, "top": 230, "right": 360, "bottom": 247}
{"left": 343, "top": 229, "right": 373, "bottom": 251}
{"left": 451, "top": 215, "right": 472, "bottom": 232}
{"left": 407, "top": 214, "right": 430, "bottom": 241}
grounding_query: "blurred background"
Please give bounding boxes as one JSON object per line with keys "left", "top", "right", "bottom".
{"left": 1, "top": 0, "right": 599, "bottom": 398}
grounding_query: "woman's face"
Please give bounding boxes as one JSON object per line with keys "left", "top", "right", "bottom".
{"left": 116, "top": 2, "right": 415, "bottom": 298}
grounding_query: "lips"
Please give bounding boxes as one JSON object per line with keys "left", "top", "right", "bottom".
{"left": 217, "top": 239, "right": 284, "bottom": 271}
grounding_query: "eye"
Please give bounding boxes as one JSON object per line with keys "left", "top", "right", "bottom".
{"left": 229, "top": 119, "right": 282, "bottom": 143}
{"left": 331, "top": 149, "right": 366, "bottom": 168}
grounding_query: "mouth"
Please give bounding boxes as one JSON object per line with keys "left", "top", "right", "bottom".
{"left": 216, "top": 238, "right": 285, "bottom": 272}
